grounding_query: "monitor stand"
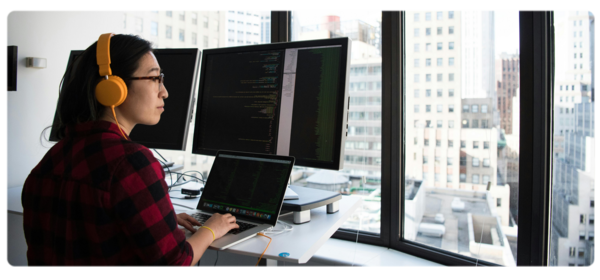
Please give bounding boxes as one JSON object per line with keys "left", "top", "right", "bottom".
{"left": 281, "top": 185, "right": 342, "bottom": 224}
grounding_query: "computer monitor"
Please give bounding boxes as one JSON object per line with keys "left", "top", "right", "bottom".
{"left": 191, "top": 38, "right": 351, "bottom": 170}
{"left": 49, "top": 48, "right": 200, "bottom": 151}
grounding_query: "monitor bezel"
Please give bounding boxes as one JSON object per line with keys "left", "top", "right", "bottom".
{"left": 49, "top": 48, "right": 200, "bottom": 152}
{"left": 191, "top": 38, "right": 350, "bottom": 170}
{"left": 196, "top": 150, "right": 295, "bottom": 227}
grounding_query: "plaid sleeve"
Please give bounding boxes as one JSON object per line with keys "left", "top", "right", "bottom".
{"left": 110, "top": 146, "right": 193, "bottom": 265}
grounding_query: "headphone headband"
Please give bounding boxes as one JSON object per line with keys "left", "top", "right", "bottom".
{"left": 97, "top": 33, "right": 114, "bottom": 76}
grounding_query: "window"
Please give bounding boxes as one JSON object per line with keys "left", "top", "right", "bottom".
{"left": 460, "top": 141, "right": 466, "bottom": 148}
{"left": 155, "top": 9, "right": 528, "bottom": 270}
{"left": 179, "top": 11, "right": 185, "bottom": 21}
{"left": 473, "top": 141, "right": 479, "bottom": 149}
{"left": 437, "top": 73, "right": 442, "bottom": 82}
{"left": 579, "top": 232, "right": 586, "bottom": 241}
{"left": 424, "top": 139, "right": 430, "bottom": 146}
{"left": 437, "top": 89, "right": 443, "bottom": 97}
{"left": 472, "top": 158, "right": 480, "bottom": 167}
{"left": 179, "top": 29, "right": 185, "bottom": 42}
{"left": 414, "top": 74, "right": 420, "bottom": 83}
{"left": 483, "top": 141, "right": 489, "bottom": 149}
{"left": 580, "top": 214, "right": 586, "bottom": 224}
{"left": 437, "top": 27, "right": 442, "bottom": 35}
{"left": 481, "top": 105, "right": 488, "bottom": 113}
{"left": 483, "top": 158, "right": 490, "bottom": 167}
{"left": 292, "top": 8, "right": 382, "bottom": 236}
{"left": 166, "top": 11, "right": 172, "bottom": 17}
{"left": 426, "top": 74, "right": 431, "bottom": 82}
{"left": 449, "top": 57, "right": 454, "bottom": 66}
{"left": 426, "top": 28, "right": 431, "bottom": 36}
{"left": 578, "top": 249, "right": 585, "bottom": 258}
{"left": 426, "top": 105, "right": 431, "bottom": 113}
{"left": 447, "top": 157, "right": 453, "bottom": 166}
{"left": 449, "top": 73, "right": 454, "bottom": 81}
{"left": 483, "top": 175, "right": 490, "bottom": 185}
{"left": 426, "top": 58, "right": 431, "bottom": 66}
{"left": 166, "top": 25, "right": 172, "bottom": 39}
{"left": 135, "top": 17, "right": 143, "bottom": 33}
{"left": 203, "top": 16, "right": 209, "bottom": 28}
{"left": 192, "top": 13, "right": 197, "bottom": 25}
{"left": 462, "top": 119, "right": 469, "bottom": 128}
{"left": 447, "top": 175, "right": 453, "bottom": 183}
{"left": 423, "top": 156, "right": 429, "bottom": 164}
{"left": 460, "top": 156, "right": 467, "bottom": 166}
{"left": 570, "top": 247, "right": 576, "bottom": 257}
{"left": 448, "top": 120, "right": 454, "bottom": 128}
{"left": 192, "top": 32, "right": 197, "bottom": 45}
{"left": 449, "top": 89, "right": 455, "bottom": 97}
{"left": 472, "top": 120, "right": 479, "bottom": 128}
{"left": 437, "top": 12, "right": 443, "bottom": 20}
{"left": 414, "top": 13, "right": 420, "bottom": 22}
{"left": 437, "top": 104, "right": 443, "bottom": 113}
{"left": 414, "top": 89, "right": 420, "bottom": 98}
{"left": 449, "top": 26, "right": 454, "bottom": 34}
{"left": 414, "top": 28, "right": 420, "bottom": 37}
{"left": 414, "top": 105, "right": 419, "bottom": 113}
{"left": 437, "top": 57, "right": 442, "bottom": 66}
{"left": 472, "top": 105, "right": 479, "bottom": 113}
{"left": 436, "top": 139, "right": 442, "bottom": 146}
{"left": 414, "top": 59, "right": 420, "bottom": 67}
{"left": 481, "top": 119, "right": 488, "bottom": 128}
{"left": 414, "top": 43, "right": 420, "bottom": 52}
{"left": 497, "top": 198, "right": 502, "bottom": 207}
{"left": 448, "top": 140, "right": 454, "bottom": 148}
{"left": 472, "top": 174, "right": 480, "bottom": 184}
{"left": 150, "top": 21, "right": 158, "bottom": 36}
{"left": 449, "top": 105, "right": 454, "bottom": 113}
{"left": 426, "top": 89, "right": 431, "bottom": 97}
{"left": 425, "top": 12, "right": 431, "bottom": 21}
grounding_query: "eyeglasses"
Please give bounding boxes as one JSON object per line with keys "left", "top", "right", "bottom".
{"left": 126, "top": 73, "right": 164, "bottom": 90}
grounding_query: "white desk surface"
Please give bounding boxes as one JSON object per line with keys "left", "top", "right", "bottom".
{"left": 170, "top": 183, "right": 362, "bottom": 264}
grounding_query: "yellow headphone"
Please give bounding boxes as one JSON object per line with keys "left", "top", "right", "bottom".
{"left": 95, "top": 33, "right": 128, "bottom": 139}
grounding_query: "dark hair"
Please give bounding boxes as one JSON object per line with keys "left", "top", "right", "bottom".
{"left": 53, "top": 34, "right": 153, "bottom": 140}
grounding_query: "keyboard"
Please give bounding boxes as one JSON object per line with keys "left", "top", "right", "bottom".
{"left": 190, "top": 213, "right": 257, "bottom": 235}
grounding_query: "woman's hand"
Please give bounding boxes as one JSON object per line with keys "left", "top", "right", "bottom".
{"left": 201, "top": 213, "right": 239, "bottom": 240}
{"left": 177, "top": 213, "right": 202, "bottom": 233}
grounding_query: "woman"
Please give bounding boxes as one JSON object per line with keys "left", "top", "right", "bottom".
{"left": 22, "top": 34, "right": 238, "bottom": 265}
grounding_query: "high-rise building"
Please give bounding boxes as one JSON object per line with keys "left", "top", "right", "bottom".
{"left": 225, "top": 10, "right": 262, "bottom": 46}
{"left": 460, "top": 11, "right": 495, "bottom": 100}
{"left": 550, "top": 11, "right": 595, "bottom": 267}
{"left": 124, "top": 11, "right": 224, "bottom": 49}
{"left": 496, "top": 53, "right": 519, "bottom": 135}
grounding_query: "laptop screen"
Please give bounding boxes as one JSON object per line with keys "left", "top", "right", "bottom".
{"left": 197, "top": 151, "right": 295, "bottom": 226}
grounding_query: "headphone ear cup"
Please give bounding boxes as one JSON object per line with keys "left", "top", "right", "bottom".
{"left": 95, "top": 76, "right": 128, "bottom": 107}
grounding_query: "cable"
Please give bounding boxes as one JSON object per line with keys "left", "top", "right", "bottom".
{"left": 111, "top": 106, "right": 128, "bottom": 140}
{"left": 351, "top": 214, "right": 362, "bottom": 266}
{"left": 262, "top": 220, "right": 293, "bottom": 235}
{"left": 214, "top": 251, "right": 219, "bottom": 266}
{"left": 171, "top": 203, "right": 196, "bottom": 210}
{"left": 255, "top": 233, "right": 272, "bottom": 266}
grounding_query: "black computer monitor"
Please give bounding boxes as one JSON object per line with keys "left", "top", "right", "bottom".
{"left": 191, "top": 38, "right": 351, "bottom": 170}
{"left": 49, "top": 48, "right": 200, "bottom": 151}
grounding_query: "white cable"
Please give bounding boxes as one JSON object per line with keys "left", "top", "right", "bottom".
{"left": 262, "top": 220, "right": 294, "bottom": 235}
{"left": 475, "top": 222, "right": 485, "bottom": 266}
{"left": 351, "top": 212, "right": 362, "bottom": 267}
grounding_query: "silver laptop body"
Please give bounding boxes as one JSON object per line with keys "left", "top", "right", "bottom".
{"left": 183, "top": 150, "right": 295, "bottom": 250}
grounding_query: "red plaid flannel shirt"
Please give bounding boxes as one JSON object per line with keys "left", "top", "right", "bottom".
{"left": 22, "top": 121, "right": 193, "bottom": 265}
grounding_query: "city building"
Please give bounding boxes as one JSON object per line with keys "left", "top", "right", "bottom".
{"left": 495, "top": 53, "right": 519, "bottom": 135}
{"left": 549, "top": 11, "right": 595, "bottom": 266}
{"left": 551, "top": 102, "right": 595, "bottom": 266}
{"left": 225, "top": 10, "right": 262, "bottom": 47}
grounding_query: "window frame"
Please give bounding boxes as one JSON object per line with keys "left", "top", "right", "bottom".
{"left": 283, "top": 11, "right": 555, "bottom": 267}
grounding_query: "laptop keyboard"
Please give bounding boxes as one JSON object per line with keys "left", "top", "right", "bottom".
{"left": 190, "top": 213, "right": 257, "bottom": 235}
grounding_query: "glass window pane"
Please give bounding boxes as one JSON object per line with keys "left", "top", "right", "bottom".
{"left": 550, "top": 11, "right": 595, "bottom": 267}
{"left": 404, "top": 11, "right": 519, "bottom": 266}
{"left": 292, "top": 11, "right": 382, "bottom": 235}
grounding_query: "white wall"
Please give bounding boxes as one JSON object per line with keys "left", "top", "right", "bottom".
{"left": 7, "top": 12, "right": 126, "bottom": 188}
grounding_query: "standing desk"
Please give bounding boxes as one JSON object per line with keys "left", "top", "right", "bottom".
{"left": 170, "top": 183, "right": 362, "bottom": 265}
{"left": 7, "top": 185, "right": 362, "bottom": 266}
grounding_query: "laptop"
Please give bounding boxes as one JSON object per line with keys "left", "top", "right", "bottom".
{"left": 183, "top": 150, "right": 295, "bottom": 250}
